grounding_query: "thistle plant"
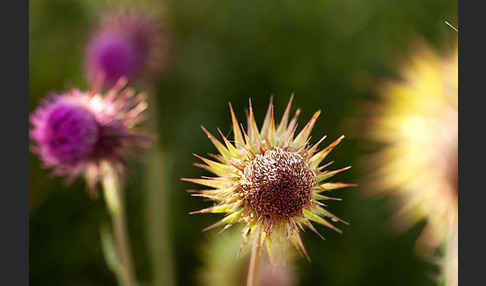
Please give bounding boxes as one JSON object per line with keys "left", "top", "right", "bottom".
{"left": 366, "top": 41, "right": 458, "bottom": 285}
{"left": 85, "top": 8, "right": 166, "bottom": 87}
{"left": 84, "top": 7, "right": 173, "bottom": 285}
{"left": 184, "top": 97, "right": 353, "bottom": 286}
{"left": 30, "top": 79, "right": 151, "bottom": 286}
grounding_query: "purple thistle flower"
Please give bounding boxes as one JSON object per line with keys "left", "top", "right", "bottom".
{"left": 86, "top": 34, "right": 139, "bottom": 85}
{"left": 85, "top": 9, "right": 166, "bottom": 86}
{"left": 30, "top": 79, "right": 151, "bottom": 193}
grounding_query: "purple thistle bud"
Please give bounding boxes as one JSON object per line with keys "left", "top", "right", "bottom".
{"left": 30, "top": 80, "right": 151, "bottom": 193}
{"left": 85, "top": 9, "right": 165, "bottom": 86}
{"left": 86, "top": 33, "right": 139, "bottom": 85}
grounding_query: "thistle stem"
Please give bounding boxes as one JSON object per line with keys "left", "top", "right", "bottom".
{"left": 144, "top": 86, "right": 176, "bottom": 286}
{"left": 102, "top": 162, "right": 138, "bottom": 286}
{"left": 247, "top": 231, "right": 262, "bottom": 286}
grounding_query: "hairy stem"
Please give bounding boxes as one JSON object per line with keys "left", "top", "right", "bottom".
{"left": 102, "top": 162, "right": 138, "bottom": 286}
{"left": 247, "top": 231, "right": 262, "bottom": 286}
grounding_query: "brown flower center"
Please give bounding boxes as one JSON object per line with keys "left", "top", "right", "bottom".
{"left": 240, "top": 148, "right": 315, "bottom": 219}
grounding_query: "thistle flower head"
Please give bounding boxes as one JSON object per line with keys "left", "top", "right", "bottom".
{"left": 367, "top": 41, "right": 458, "bottom": 252}
{"left": 85, "top": 8, "right": 165, "bottom": 86}
{"left": 30, "top": 79, "right": 151, "bottom": 192}
{"left": 184, "top": 97, "right": 353, "bottom": 260}
{"left": 86, "top": 33, "right": 139, "bottom": 85}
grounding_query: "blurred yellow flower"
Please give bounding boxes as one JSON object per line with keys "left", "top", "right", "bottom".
{"left": 367, "top": 40, "right": 457, "bottom": 285}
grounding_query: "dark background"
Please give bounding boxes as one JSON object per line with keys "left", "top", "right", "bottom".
{"left": 29, "top": 0, "right": 457, "bottom": 285}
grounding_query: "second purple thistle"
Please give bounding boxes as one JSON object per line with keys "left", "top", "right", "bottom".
{"left": 86, "top": 33, "right": 139, "bottom": 85}
{"left": 85, "top": 9, "right": 162, "bottom": 86}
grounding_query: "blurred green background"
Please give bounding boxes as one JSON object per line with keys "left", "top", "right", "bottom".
{"left": 29, "top": 0, "right": 457, "bottom": 285}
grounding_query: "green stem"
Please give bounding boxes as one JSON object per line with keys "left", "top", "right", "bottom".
{"left": 143, "top": 83, "right": 176, "bottom": 286}
{"left": 145, "top": 149, "right": 176, "bottom": 286}
{"left": 102, "top": 162, "right": 138, "bottom": 286}
{"left": 247, "top": 231, "right": 262, "bottom": 286}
